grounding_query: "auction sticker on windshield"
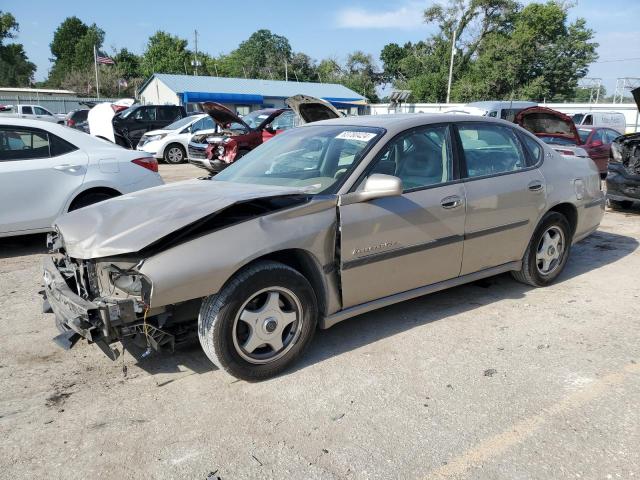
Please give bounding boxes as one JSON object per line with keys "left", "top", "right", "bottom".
{"left": 336, "top": 131, "right": 377, "bottom": 142}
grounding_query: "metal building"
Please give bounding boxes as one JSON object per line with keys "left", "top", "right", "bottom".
{"left": 137, "top": 73, "right": 368, "bottom": 115}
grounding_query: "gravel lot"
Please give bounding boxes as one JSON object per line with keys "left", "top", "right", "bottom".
{"left": 1, "top": 164, "right": 639, "bottom": 479}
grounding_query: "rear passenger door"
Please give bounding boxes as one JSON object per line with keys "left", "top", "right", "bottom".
{"left": 455, "top": 122, "right": 546, "bottom": 275}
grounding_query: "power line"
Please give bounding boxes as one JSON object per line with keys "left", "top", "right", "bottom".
{"left": 592, "top": 57, "right": 640, "bottom": 64}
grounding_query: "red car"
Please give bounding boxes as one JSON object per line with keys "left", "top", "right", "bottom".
{"left": 577, "top": 126, "right": 621, "bottom": 177}
{"left": 188, "top": 95, "right": 341, "bottom": 174}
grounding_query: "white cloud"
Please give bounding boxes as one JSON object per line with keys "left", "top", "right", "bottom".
{"left": 336, "top": 2, "right": 427, "bottom": 29}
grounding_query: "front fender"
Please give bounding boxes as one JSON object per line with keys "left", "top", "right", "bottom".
{"left": 140, "top": 197, "right": 339, "bottom": 309}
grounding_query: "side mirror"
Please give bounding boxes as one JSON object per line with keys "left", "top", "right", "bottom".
{"left": 590, "top": 139, "right": 603, "bottom": 147}
{"left": 341, "top": 174, "right": 403, "bottom": 205}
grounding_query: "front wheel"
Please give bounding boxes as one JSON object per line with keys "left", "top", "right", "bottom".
{"left": 198, "top": 261, "right": 318, "bottom": 381}
{"left": 163, "top": 144, "right": 186, "bottom": 164}
{"left": 512, "top": 212, "right": 572, "bottom": 287}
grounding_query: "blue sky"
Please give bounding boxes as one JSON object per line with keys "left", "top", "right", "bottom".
{"left": 6, "top": 0, "right": 640, "bottom": 95}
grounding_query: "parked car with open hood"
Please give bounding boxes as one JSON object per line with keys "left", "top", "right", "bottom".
{"left": 515, "top": 106, "right": 591, "bottom": 160}
{"left": 0, "top": 118, "right": 163, "bottom": 238}
{"left": 43, "top": 113, "right": 604, "bottom": 381}
{"left": 137, "top": 114, "right": 213, "bottom": 164}
{"left": 88, "top": 101, "right": 187, "bottom": 148}
{"left": 606, "top": 87, "right": 640, "bottom": 210}
{"left": 188, "top": 95, "right": 341, "bottom": 174}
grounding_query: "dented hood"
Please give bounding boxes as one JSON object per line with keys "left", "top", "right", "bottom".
{"left": 55, "top": 180, "right": 306, "bottom": 259}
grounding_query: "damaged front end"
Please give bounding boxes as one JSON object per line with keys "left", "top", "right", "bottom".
{"left": 42, "top": 232, "right": 192, "bottom": 360}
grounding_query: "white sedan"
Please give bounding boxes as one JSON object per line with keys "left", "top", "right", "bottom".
{"left": 0, "top": 118, "right": 164, "bottom": 238}
{"left": 137, "top": 114, "right": 214, "bottom": 164}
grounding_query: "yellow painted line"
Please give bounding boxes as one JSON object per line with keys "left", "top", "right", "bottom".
{"left": 425, "top": 362, "right": 640, "bottom": 479}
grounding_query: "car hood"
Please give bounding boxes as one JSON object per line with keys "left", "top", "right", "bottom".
{"left": 515, "top": 106, "right": 581, "bottom": 144}
{"left": 142, "top": 129, "right": 172, "bottom": 137}
{"left": 285, "top": 94, "right": 341, "bottom": 124}
{"left": 201, "top": 102, "right": 249, "bottom": 130}
{"left": 55, "top": 180, "right": 308, "bottom": 259}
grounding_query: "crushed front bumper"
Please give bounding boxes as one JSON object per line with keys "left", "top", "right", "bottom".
{"left": 606, "top": 163, "right": 640, "bottom": 202}
{"left": 42, "top": 256, "right": 149, "bottom": 360}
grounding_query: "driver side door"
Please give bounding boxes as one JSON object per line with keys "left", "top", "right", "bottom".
{"left": 338, "top": 124, "right": 466, "bottom": 308}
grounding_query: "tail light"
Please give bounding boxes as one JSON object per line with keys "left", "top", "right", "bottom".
{"left": 112, "top": 104, "right": 129, "bottom": 114}
{"left": 131, "top": 157, "right": 158, "bottom": 173}
{"left": 67, "top": 119, "right": 76, "bottom": 127}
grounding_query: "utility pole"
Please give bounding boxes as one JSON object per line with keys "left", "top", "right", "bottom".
{"left": 446, "top": 27, "right": 457, "bottom": 104}
{"left": 191, "top": 29, "right": 201, "bottom": 76}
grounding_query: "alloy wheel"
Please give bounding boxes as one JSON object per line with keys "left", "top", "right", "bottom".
{"left": 232, "top": 287, "right": 303, "bottom": 364}
{"left": 535, "top": 226, "right": 565, "bottom": 275}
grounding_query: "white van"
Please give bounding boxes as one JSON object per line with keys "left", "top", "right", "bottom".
{"left": 443, "top": 101, "right": 538, "bottom": 122}
{"left": 572, "top": 111, "right": 626, "bottom": 134}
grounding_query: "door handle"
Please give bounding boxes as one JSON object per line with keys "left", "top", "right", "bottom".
{"left": 441, "top": 195, "right": 463, "bottom": 209}
{"left": 528, "top": 181, "right": 544, "bottom": 192}
{"left": 53, "top": 164, "right": 82, "bottom": 173}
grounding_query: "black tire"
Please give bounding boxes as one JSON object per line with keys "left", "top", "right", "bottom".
{"left": 607, "top": 199, "right": 633, "bottom": 210}
{"left": 511, "top": 212, "right": 572, "bottom": 287}
{"left": 198, "top": 261, "right": 318, "bottom": 381}
{"left": 69, "top": 191, "right": 118, "bottom": 211}
{"left": 163, "top": 144, "right": 186, "bottom": 164}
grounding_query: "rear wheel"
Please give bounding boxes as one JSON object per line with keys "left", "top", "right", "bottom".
{"left": 607, "top": 199, "right": 633, "bottom": 210}
{"left": 512, "top": 212, "right": 572, "bottom": 287}
{"left": 163, "top": 144, "right": 186, "bottom": 164}
{"left": 69, "top": 191, "right": 118, "bottom": 211}
{"left": 198, "top": 261, "right": 317, "bottom": 381}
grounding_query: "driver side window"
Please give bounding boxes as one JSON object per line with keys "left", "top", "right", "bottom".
{"left": 361, "top": 125, "right": 454, "bottom": 192}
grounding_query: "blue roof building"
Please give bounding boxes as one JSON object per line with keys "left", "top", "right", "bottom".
{"left": 138, "top": 73, "right": 367, "bottom": 115}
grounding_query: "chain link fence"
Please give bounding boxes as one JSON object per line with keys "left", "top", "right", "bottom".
{"left": 0, "top": 96, "right": 122, "bottom": 115}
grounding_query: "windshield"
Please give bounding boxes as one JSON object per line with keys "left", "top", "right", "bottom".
{"left": 165, "top": 116, "right": 197, "bottom": 130}
{"left": 213, "top": 125, "right": 384, "bottom": 194}
{"left": 572, "top": 113, "right": 585, "bottom": 124}
{"left": 241, "top": 110, "right": 273, "bottom": 129}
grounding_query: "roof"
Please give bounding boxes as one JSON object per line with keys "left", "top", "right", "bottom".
{"left": 0, "top": 87, "right": 76, "bottom": 95}
{"left": 139, "top": 73, "right": 366, "bottom": 103}
{"left": 308, "top": 113, "right": 521, "bottom": 134}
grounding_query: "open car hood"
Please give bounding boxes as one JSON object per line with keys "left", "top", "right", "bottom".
{"left": 55, "top": 181, "right": 307, "bottom": 259}
{"left": 632, "top": 87, "right": 640, "bottom": 113}
{"left": 515, "top": 106, "right": 581, "bottom": 144}
{"left": 285, "top": 95, "right": 342, "bottom": 124}
{"left": 201, "top": 102, "right": 250, "bottom": 130}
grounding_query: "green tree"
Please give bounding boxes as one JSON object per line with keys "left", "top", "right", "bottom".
{"left": 139, "top": 31, "right": 190, "bottom": 77}
{"left": 341, "top": 51, "right": 380, "bottom": 102}
{"left": 48, "top": 16, "right": 105, "bottom": 86}
{"left": 0, "top": 11, "right": 36, "bottom": 86}
{"left": 114, "top": 48, "right": 141, "bottom": 78}
{"left": 217, "top": 29, "right": 292, "bottom": 79}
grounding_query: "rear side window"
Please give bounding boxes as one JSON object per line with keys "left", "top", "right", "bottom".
{"left": 133, "top": 107, "right": 157, "bottom": 121}
{"left": 604, "top": 129, "right": 620, "bottom": 143}
{"left": 22, "top": 106, "right": 33, "bottom": 115}
{"left": 0, "top": 127, "right": 77, "bottom": 161}
{"left": 458, "top": 124, "right": 527, "bottom": 178}
{"left": 157, "top": 106, "right": 182, "bottom": 121}
{"left": 519, "top": 133, "right": 543, "bottom": 165}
